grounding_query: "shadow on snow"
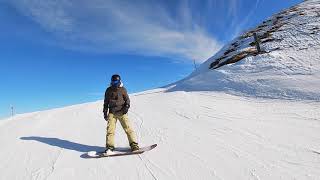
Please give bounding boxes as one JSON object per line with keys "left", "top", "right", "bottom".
{"left": 20, "top": 136, "right": 105, "bottom": 153}
{"left": 20, "top": 136, "right": 133, "bottom": 158}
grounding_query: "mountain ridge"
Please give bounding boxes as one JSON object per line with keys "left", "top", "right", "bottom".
{"left": 168, "top": 0, "right": 320, "bottom": 101}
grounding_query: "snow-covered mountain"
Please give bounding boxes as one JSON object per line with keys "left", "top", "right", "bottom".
{"left": 1, "top": 1, "right": 320, "bottom": 180}
{"left": 168, "top": 0, "right": 320, "bottom": 101}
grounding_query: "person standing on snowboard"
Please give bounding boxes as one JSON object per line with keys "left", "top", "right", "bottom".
{"left": 103, "top": 74, "right": 139, "bottom": 155}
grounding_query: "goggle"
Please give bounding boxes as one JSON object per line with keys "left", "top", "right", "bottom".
{"left": 111, "top": 80, "right": 120, "bottom": 85}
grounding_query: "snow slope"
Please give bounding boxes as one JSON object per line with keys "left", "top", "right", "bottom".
{"left": 1, "top": 90, "right": 320, "bottom": 180}
{"left": 168, "top": 0, "right": 320, "bottom": 101}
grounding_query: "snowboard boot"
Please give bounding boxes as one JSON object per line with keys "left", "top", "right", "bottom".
{"left": 104, "top": 146, "right": 115, "bottom": 155}
{"left": 130, "top": 142, "right": 139, "bottom": 151}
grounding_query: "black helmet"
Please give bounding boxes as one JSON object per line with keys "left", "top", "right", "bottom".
{"left": 111, "top": 74, "right": 121, "bottom": 81}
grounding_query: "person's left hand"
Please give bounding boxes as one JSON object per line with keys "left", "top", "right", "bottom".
{"left": 122, "top": 104, "right": 130, "bottom": 114}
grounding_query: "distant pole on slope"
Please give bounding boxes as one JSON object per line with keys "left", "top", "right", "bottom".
{"left": 11, "top": 105, "right": 14, "bottom": 117}
{"left": 193, "top": 60, "right": 197, "bottom": 70}
{"left": 253, "top": 32, "right": 261, "bottom": 53}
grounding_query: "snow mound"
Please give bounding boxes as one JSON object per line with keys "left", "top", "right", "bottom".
{"left": 168, "top": 0, "right": 320, "bottom": 101}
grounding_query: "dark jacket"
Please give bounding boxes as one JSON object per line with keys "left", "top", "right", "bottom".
{"left": 103, "top": 83, "right": 130, "bottom": 116}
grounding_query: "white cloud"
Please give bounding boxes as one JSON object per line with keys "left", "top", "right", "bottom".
{"left": 12, "top": 0, "right": 74, "bottom": 33}
{"left": 8, "top": 0, "right": 223, "bottom": 62}
{"left": 231, "top": 0, "right": 261, "bottom": 38}
{"left": 228, "top": 0, "right": 239, "bottom": 18}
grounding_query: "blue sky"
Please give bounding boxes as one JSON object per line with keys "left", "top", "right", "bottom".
{"left": 0, "top": 0, "right": 302, "bottom": 118}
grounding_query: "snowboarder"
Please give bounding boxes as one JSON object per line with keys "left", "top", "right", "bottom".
{"left": 103, "top": 74, "right": 139, "bottom": 155}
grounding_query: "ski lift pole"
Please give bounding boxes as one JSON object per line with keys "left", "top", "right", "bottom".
{"left": 253, "top": 32, "right": 261, "bottom": 53}
{"left": 11, "top": 105, "right": 14, "bottom": 117}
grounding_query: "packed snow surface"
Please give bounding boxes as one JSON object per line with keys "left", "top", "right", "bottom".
{"left": 1, "top": 90, "right": 320, "bottom": 180}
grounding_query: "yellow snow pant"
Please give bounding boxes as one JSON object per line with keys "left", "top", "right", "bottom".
{"left": 106, "top": 113, "right": 137, "bottom": 148}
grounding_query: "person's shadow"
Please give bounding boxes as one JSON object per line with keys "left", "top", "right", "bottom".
{"left": 20, "top": 136, "right": 104, "bottom": 153}
{"left": 20, "top": 136, "right": 131, "bottom": 158}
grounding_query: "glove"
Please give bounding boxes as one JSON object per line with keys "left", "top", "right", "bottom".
{"left": 104, "top": 112, "right": 108, "bottom": 121}
{"left": 122, "top": 104, "right": 130, "bottom": 114}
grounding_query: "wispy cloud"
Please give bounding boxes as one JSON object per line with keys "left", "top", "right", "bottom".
{"left": 228, "top": 0, "right": 239, "bottom": 18}
{"left": 231, "top": 0, "right": 262, "bottom": 38}
{"left": 8, "top": 0, "right": 224, "bottom": 62}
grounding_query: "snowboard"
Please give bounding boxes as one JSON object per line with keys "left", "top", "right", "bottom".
{"left": 86, "top": 144, "right": 157, "bottom": 158}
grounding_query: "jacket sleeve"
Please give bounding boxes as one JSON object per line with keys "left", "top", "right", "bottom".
{"left": 122, "top": 88, "right": 130, "bottom": 107}
{"left": 103, "top": 89, "right": 109, "bottom": 115}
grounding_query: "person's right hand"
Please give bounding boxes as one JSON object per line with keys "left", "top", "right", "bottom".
{"left": 104, "top": 113, "right": 108, "bottom": 121}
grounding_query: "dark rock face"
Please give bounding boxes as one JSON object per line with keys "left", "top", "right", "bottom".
{"left": 209, "top": 1, "right": 320, "bottom": 70}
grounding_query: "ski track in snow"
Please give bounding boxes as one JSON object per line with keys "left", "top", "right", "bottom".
{"left": 138, "top": 155, "right": 158, "bottom": 180}
{"left": 45, "top": 148, "right": 63, "bottom": 180}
